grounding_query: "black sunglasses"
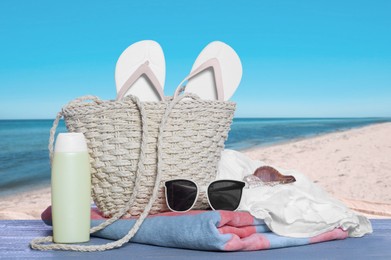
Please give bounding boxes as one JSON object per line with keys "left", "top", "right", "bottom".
{"left": 164, "top": 179, "right": 246, "bottom": 212}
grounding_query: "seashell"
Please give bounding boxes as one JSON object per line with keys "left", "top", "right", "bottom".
{"left": 253, "top": 166, "right": 296, "bottom": 184}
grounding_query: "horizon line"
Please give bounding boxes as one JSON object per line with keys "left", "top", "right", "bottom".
{"left": 1, "top": 116, "right": 391, "bottom": 121}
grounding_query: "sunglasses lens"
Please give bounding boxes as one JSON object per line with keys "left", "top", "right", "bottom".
{"left": 208, "top": 180, "right": 245, "bottom": 211}
{"left": 165, "top": 180, "right": 198, "bottom": 212}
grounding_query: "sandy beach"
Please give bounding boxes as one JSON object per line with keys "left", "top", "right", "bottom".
{"left": 1, "top": 122, "right": 391, "bottom": 220}
{"left": 245, "top": 122, "right": 391, "bottom": 218}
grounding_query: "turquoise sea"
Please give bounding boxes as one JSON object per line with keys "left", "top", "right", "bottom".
{"left": 0, "top": 118, "right": 390, "bottom": 197}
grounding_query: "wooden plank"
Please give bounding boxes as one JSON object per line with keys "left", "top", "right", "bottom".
{"left": 0, "top": 220, "right": 390, "bottom": 259}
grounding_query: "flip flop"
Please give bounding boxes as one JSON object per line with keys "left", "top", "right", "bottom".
{"left": 115, "top": 40, "right": 165, "bottom": 101}
{"left": 174, "top": 41, "right": 242, "bottom": 101}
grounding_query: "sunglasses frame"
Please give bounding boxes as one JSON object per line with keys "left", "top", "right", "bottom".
{"left": 164, "top": 179, "right": 247, "bottom": 213}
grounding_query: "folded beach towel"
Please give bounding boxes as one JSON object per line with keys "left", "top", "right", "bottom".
{"left": 41, "top": 207, "right": 348, "bottom": 251}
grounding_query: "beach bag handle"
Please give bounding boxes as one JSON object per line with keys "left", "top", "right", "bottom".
{"left": 30, "top": 93, "right": 201, "bottom": 251}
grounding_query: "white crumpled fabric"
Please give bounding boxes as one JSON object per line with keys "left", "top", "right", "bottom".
{"left": 217, "top": 149, "right": 373, "bottom": 238}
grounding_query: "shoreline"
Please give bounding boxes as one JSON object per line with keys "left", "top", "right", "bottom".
{"left": 0, "top": 122, "right": 365, "bottom": 198}
{"left": 0, "top": 180, "right": 50, "bottom": 198}
{"left": 240, "top": 121, "right": 391, "bottom": 153}
{"left": 1, "top": 122, "right": 391, "bottom": 219}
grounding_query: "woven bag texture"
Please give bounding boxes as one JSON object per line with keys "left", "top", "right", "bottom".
{"left": 61, "top": 96, "right": 236, "bottom": 217}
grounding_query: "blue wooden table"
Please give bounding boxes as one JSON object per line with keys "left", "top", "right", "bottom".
{"left": 1, "top": 220, "right": 390, "bottom": 259}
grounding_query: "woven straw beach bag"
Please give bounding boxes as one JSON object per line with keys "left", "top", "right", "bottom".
{"left": 50, "top": 93, "right": 235, "bottom": 217}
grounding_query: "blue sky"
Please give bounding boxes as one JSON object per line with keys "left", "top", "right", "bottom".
{"left": 0, "top": 0, "right": 390, "bottom": 119}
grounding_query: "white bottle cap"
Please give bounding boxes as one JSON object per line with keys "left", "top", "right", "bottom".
{"left": 54, "top": 133, "right": 88, "bottom": 153}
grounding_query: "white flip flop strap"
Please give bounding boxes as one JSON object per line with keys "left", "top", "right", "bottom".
{"left": 116, "top": 61, "right": 165, "bottom": 101}
{"left": 173, "top": 58, "right": 224, "bottom": 101}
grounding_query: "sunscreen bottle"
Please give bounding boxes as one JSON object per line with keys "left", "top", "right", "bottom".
{"left": 51, "top": 133, "right": 91, "bottom": 243}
